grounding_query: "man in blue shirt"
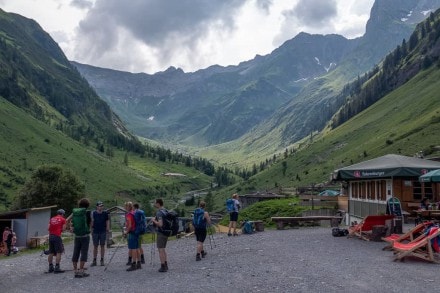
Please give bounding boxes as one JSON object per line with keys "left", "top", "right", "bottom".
{"left": 90, "top": 201, "right": 109, "bottom": 266}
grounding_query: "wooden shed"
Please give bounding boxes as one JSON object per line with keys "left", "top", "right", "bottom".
{"left": 0, "top": 205, "right": 56, "bottom": 247}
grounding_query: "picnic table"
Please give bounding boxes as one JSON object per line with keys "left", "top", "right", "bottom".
{"left": 271, "top": 216, "right": 342, "bottom": 230}
{"left": 417, "top": 210, "right": 440, "bottom": 222}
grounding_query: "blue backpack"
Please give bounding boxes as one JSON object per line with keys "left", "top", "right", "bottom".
{"left": 242, "top": 221, "right": 253, "bottom": 234}
{"left": 193, "top": 208, "right": 206, "bottom": 229}
{"left": 226, "top": 199, "right": 234, "bottom": 212}
{"left": 134, "top": 209, "right": 147, "bottom": 235}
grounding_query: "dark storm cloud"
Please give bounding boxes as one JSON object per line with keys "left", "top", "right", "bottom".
{"left": 70, "top": 0, "right": 93, "bottom": 10}
{"left": 290, "top": 0, "right": 337, "bottom": 27}
{"left": 78, "top": 0, "right": 244, "bottom": 48}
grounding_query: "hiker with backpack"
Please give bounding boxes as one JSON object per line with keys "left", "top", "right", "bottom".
{"left": 192, "top": 201, "right": 211, "bottom": 261}
{"left": 227, "top": 193, "right": 241, "bottom": 236}
{"left": 133, "top": 203, "right": 147, "bottom": 265}
{"left": 66, "top": 198, "right": 92, "bottom": 278}
{"left": 47, "top": 209, "right": 67, "bottom": 273}
{"left": 123, "top": 201, "right": 141, "bottom": 271}
{"left": 90, "top": 201, "right": 109, "bottom": 267}
{"left": 151, "top": 198, "right": 169, "bottom": 272}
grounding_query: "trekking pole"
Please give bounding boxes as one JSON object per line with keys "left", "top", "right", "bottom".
{"left": 104, "top": 227, "right": 125, "bottom": 272}
{"left": 208, "top": 225, "right": 216, "bottom": 249}
{"left": 207, "top": 226, "right": 213, "bottom": 250}
{"left": 150, "top": 231, "right": 156, "bottom": 266}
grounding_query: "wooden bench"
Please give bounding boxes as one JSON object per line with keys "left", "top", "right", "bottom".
{"left": 271, "top": 216, "right": 343, "bottom": 230}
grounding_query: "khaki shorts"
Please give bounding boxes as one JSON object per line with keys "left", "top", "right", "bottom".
{"left": 156, "top": 232, "right": 168, "bottom": 249}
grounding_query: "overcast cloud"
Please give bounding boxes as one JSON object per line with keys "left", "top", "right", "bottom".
{"left": 1, "top": 0, "right": 375, "bottom": 73}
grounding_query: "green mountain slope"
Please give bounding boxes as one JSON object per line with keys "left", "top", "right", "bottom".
{"left": 0, "top": 9, "right": 142, "bottom": 153}
{"left": 0, "top": 97, "right": 213, "bottom": 211}
{"left": 240, "top": 65, "right": 440, "bottom": 192}
{"left": 0, "top": 9, "right": 215, "bottom": 211}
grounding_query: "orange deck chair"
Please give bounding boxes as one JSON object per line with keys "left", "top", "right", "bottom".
{"left": 392, "top": 226, "right": 440, "bottom": 263}
{"left": 382, "top": 221, "right": 433, "bottom": 250}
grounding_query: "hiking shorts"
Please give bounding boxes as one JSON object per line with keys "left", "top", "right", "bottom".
{"left": 230, "top": 212, "right": 239, "bottom": 222}
{"left": 156, "top": 232, "right": 168, "bottom": 249}
{"left": 138, "top": 234, "right": 143, "bottom": 246}
{"left": 127, "top": 233, "right": 139, "bottom": 249}
{"left": 92, "top": 232, "right": 107, "bottom": 246}
{"left": 195, "top": 228, "right": 207, "bottom": 243}
{"left": 48, "top": 234, "right": 64, "bottom": 254}
{"left": 72, "top": 235, "right": 90, "bottom": 262}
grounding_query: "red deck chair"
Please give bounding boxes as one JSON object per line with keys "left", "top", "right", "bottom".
{"left": 348, "top": 215, "right": 394, "bottom": 241}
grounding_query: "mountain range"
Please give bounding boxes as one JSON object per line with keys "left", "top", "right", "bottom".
{"left": 73, "top": 0, "right": 440, "bottom": 162}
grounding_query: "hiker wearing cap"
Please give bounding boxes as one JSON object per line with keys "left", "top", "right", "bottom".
{"left": 47, "top": 209, "right": 67, "bottom": 273}
{"left": 90, "top": 201, "right": 109, "bottom": 267}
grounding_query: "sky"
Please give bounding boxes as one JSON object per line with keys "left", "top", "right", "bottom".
{"left": 0, "top": 0, "right": 375, "bottom": 74}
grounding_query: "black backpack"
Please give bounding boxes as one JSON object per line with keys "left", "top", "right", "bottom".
{"left": 160, "top": 210, "right": 179, "bottom": 236}
{"left": 332, "top": 227, "right": 349, "bottom": 237}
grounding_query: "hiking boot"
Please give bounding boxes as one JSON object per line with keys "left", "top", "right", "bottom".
{"left": 48, "top": 264, "right": 54, "bottom": 273}
{"left": 201, "top": 251, "right": 207, "bottom": 258}
{"left": 75, "top": 271, "right": 89, "bottom": 278}
{"left": 140, "top": 255, "right": 145, "bottom": 264}
{"left": 228, "top": 233, "right": 232, "bottom": 236}
{"left": 126, "top": 263, "right": 137, "bottom": 271}
{"left": 100, "top": 259, "right": 104, "bottom": 266}
{"left": 158, "top": 264, "right": 167, "bottom": 272}
{"left": 196, "top": 254, "right": 201, "bottom": 261}
{"left": 126, "top": 257, "right": 132, "bottom": 266}
{"left": 91, "top": 259, "right": 97, "bottom": 267}
{"left": 233, "top": 233, "right": 238, "bottom": 236}
{"left": 136, "top": 262, "right": 142, "bottom": 269}
{"left": 165, "top": 261, "right": 168, "bottom": 271}
{"left": 54, "top": 266, "right": 64, "bottom": 274}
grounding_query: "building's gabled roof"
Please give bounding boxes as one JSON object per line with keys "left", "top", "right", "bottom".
{"left": 333, "top": 154, "right": 440, "bottom": 180}
{"left": 0, "top": 205, "right": 57, "bottom": 219}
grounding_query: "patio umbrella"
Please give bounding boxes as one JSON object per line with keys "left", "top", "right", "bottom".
{"left": 419, "top": 169, "right": 440, "bottom": 182}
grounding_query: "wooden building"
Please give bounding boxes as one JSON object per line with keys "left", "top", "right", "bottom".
{"left": 0, "top": 205, "right": 56, "bottom": 247}
{"left": 333, "top": 154, "right": 440, "bottom": 222}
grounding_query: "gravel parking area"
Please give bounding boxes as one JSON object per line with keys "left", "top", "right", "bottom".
{"left": 1, "top": 227, "right": 439, "bottom": 293}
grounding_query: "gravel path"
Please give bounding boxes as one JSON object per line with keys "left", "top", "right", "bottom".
{"left": 1, "top": 227, "right": 439, "bottom": 293}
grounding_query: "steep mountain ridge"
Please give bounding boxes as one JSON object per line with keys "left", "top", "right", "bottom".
{"left": 0, "top": 9, "right": 141, "bottom": 152}
{"left": 73, "top": 32, "right": 354, "bottom": 145}
{"left": 218, "top": 0, "right": 440, "bottom": 159}
{"left": 74, "top": 0, "right": 440, "bottom": 153}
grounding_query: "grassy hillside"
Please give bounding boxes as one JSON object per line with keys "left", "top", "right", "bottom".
{"left": 0, "top": 97, "right": 212, "bottom": 211}
{"left": 211, "top": 66, "right": 440, "bottom": 197}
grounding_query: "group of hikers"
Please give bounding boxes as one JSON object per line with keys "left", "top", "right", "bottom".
{"left": 45, "top": 194, "right": 241, "bottom": 278}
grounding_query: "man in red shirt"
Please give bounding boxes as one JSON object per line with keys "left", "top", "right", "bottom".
{"left": 47, "top": 209, "right": 66, "bottom": 273}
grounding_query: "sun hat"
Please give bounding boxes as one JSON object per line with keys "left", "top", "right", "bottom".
{"left": 57, "top": 209, "right": 65, "bottom": 215}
